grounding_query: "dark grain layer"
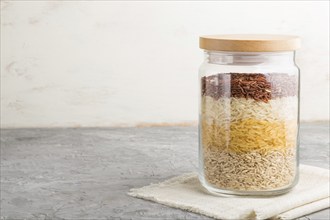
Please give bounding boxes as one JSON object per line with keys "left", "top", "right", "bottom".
{"left": 201, "top": 73, "right": 298, "bottom": 102}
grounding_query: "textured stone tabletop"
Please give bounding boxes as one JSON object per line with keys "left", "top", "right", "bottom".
{"left": 1, "top": 123, "right": 329, "bottom": 220}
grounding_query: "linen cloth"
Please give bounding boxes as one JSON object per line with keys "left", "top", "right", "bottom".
{"left": 128, "top": 165, "right": 330, "bottom": 220}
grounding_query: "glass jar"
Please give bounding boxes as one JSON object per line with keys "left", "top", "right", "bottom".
{"left": 198, "top": 35, "right": 301, "bottom": 196}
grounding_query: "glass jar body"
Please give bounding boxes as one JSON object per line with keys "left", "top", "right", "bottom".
{"left": 198, "top": 51, "right": 300, "bottom": 196}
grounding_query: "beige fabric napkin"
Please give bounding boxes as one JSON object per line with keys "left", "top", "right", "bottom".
{"left": 128, "top": 165, "right": 330, "bottom": 220}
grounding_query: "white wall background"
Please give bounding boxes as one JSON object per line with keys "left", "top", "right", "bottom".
{"left": 1, "top": 1, "right": 329, "bottom": 128}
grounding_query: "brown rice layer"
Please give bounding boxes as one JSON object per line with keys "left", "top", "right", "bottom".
{"left": 202, "top": 147, "right": 296, "bottom": 191}
{"left": 201, "top": 73, "right": 298, "bottom": 102}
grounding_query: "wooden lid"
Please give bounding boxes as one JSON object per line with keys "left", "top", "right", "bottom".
{"left": 199, "top": 34, "right": 301, "bottom": 52}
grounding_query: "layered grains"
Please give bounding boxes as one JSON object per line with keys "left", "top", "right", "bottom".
{"left": 200, "top": 73, "right": 298, "bottom": 191}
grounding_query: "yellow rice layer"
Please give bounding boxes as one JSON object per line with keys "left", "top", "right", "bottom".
{"left": 201, "top": 119, "right": 297, "bottom": 154}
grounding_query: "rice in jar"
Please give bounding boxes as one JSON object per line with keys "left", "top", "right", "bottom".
{"left": 198, "top": 34, "right": 301, "bottom": 196}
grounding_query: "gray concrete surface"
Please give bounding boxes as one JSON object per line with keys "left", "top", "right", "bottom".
{"left": 1, "top": 123, "right": 329, "bottom": 220}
